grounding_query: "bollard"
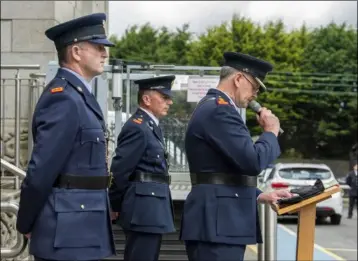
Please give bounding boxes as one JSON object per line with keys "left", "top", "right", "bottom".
{"left": 111, "top": 59, "right": 124, "bottom": 141}
{"left": 264, "top": 204, "right": 277, "bottom": 261}
{"left": 14, "top": 70, "right": 21, "bottom": 167}
{"left": 258, "top": 203, "right": 265, "bottom": 261}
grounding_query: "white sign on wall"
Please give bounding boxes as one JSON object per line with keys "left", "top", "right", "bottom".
{"left": 187, "top": 76, "right": 219, "bottom": 102}
{"left": 172, "top": 75, "right": 189, "bottom": 90}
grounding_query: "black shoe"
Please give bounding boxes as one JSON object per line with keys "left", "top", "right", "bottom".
{"left": 348, "top": 215, "right": 352, "bottom": 219}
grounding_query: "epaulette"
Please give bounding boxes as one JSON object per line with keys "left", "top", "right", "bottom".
{"left": 216, "top": 96, "right": 229, "bottom": 105}
{"left": 48, "top": 77, "right": 68, "bottom": 94}
{"left": 50, "top": 87, "right": 64, "bottom": 93}
{"left": 132, "top": 117, "right": 143, "bottom": 124}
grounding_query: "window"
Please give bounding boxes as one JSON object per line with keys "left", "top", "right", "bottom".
{"left": 265, "top": 168, "right": 276, "bottom": 182}
{"left": 278, "top": 168, "right": 332, "bottom": 180}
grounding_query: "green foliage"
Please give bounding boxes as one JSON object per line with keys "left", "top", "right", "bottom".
{"left": 109, "top": 23, "right": 192, "bottom": 65}
{"left": 109, "top": 15, "right": 357, "bottom": 160}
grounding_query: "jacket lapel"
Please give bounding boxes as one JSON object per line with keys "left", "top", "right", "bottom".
{"left": 153, "top": 124, "right": 164, "bottom": 143}
{"left": 137, "top": 109, "right": 164, "bottom": 143}
{"left": 56, "top": 69, "right": 104, "bottom": 122}
{"left": 137, "top": 109, "right": 169, "bottom": 169}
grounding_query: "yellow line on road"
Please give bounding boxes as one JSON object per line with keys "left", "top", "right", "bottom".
{"left": 278, "top": 224, "right": 346, "bottom": 261}
{"left": 314, "top": 244, "right": 346, "bottom": 261}
{"left": 325, "top": 248, "right": 357, "bottom": 252}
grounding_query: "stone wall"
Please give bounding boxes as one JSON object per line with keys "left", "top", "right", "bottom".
{"left": 1, "top": 1, "right": 109, "bottom": 78}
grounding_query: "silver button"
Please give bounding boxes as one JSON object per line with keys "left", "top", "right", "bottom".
{"left": 81, "top": 204, "right": 85, "bottom": 209}
{"left": 96, "top": 137, "right": 99, "bottom": 142}
{"left": 151, "top": 192, "right": 155, "bottom": 196}
{"left": 235, "top": 193, "right": 239, "bottom": 197}
{"left": 157, "top": 155, "right": 160, "bottom": 158}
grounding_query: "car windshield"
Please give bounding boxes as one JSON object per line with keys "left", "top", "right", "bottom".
{"left": 278, "top": 168, "right": 332, "bottom": 180}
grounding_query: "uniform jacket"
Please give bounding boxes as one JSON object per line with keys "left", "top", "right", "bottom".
{"left": 346, "top": 170, "right": 358, "bottom": 197}
{"left": 109, "top": 109, "right": 175, "bottom": 234}
{"left": 180, "top": 88, "right": 281, "bottom": 245}
{"left": 16, "top": 68, "right": 115, "bottom": 260}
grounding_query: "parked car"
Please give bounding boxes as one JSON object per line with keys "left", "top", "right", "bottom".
{"left": 337, "top": 177, "right": 350, "bottom": 198}
{"left": 261, "top": 163, "right": 343, "bottom": 225}
{"left": 257, "top": 165, "right": 274, "bottom": 188}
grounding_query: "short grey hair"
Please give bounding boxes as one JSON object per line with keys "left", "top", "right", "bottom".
{"left": 219, "top": 66, "right": 239, "bottom": 81}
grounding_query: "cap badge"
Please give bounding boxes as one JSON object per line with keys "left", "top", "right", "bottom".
{"left": 102, "top": 20, "right": 106, "bottom": 35}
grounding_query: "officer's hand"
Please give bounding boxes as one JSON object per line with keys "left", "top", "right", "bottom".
{"left": 257, "top": 189, "right": 293, "bottom": 204}
{"left": 25, "top": 233, "right": 31, "bottom": 239}
{"left": 256, "top": 108, "right": 280, "bottom": 136}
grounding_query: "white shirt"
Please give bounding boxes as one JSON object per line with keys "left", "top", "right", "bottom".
{"left": 62, "top": 67, "right": 93, "bottom": 93}
{"left": 139, "top": 107, "right": 159, "bottom": 126}
{"left": 216, "top": 89, "right": 241, "bottom": 113}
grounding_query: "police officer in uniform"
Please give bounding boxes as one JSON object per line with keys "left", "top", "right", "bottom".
{"left": 346, "top": 162, "right": 358, "bottom": 218}
{"left": 16, "top": 13, "right": 116, "bottom": 261}
{"left": 109, "top": 76, "right": 176, "bottom": 261}
{"left": 180, "top": 52, "right": 293, "bottom": 261}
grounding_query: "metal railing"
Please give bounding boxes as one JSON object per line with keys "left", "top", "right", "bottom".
{"left": 27, "top": 73, "right": 47, "bottom": 161}
{"left": 1, "top": 159, "right": 25, "bottom": 202}
{"left": 1, "top": 65, "right": 42, "bottom": 171}
{"left": 1, "top": 158, "right": 26, "bottom": 179}
{"left": 0, "top": 201, "right": 28, "bottom": 258}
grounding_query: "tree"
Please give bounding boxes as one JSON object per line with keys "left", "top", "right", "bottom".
{"left": 108, "top": 18, "right": 357, "bottom": 160}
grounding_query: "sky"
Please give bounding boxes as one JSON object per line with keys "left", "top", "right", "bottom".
{"left": 108, "top": 1, "right": 357, "bottom": 37}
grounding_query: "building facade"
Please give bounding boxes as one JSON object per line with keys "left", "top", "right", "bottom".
{"left": 1, "top": 0, "right": 109, "bottom": 77}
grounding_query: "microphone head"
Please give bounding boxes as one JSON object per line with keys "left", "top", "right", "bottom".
{"left": 248, "top": 100, "right": 262, "bottom": 113}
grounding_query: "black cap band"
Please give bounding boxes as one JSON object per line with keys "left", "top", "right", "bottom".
{"left": 54, "top": 24, "right": 105, "bottom": 49}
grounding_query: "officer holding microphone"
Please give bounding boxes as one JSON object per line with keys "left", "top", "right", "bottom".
{"left": 180, "top": 51, "right": 293, "bottom": 261}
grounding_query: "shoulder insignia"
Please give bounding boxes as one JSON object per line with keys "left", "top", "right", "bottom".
{"left": 216, "top": 96, "right": 229, "bottom": 105}
{"left": 50, "top": 87, "right": 64, "bottom": 93}
{"left": 133, "top": 118, "right": 143, "bottom": 124}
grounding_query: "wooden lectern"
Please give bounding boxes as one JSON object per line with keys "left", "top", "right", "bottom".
{"left": 272, "top": 185, "right": 341, "bottom": 261}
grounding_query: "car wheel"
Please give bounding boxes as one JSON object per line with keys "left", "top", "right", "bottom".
{"left": 330, "top": 214, "right": 341, "bottom": 225}
{"left": 316, "top": 216, "right": 326, "bottom": 224}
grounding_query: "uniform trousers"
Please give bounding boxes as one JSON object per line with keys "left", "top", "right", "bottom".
{"left": 348, "top": 196, "right": 358, "bottom": 217}
{"left": 124, "top": 230, "right": 162, "bottom": 261}
{"left": 185, "top": 240, "right": 246, "bottom": 261}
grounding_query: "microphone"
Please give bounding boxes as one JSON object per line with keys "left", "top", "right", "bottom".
{"left": 248, "top": 100, "right": 284, "bottom": 135}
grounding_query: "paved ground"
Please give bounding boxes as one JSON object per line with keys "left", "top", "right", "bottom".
{"left": 245, "top": 207, "right": 357, "bottom": 261}
{"left": 280, "top": 208, "right": 357, "bottom": 261}
{"left": 170, "top": 174, "right": 356, "bottom": 260}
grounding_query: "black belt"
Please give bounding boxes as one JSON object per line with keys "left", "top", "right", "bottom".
{"left": 53, "top": 174, "right": 110, "bottom": 190}
{"left": 190, "top": 173, "right": 257, "bottom": 187}
{"left": 130, "top": 171, "right": 171, "bottom": 185}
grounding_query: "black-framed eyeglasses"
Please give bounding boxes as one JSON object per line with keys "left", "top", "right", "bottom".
{"left": 241, "top": 73, "right": 260, "bottom": 93}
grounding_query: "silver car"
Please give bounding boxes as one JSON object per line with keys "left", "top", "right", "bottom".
{"left": 261, "top": 163, "right": 343, "bottom": 225}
